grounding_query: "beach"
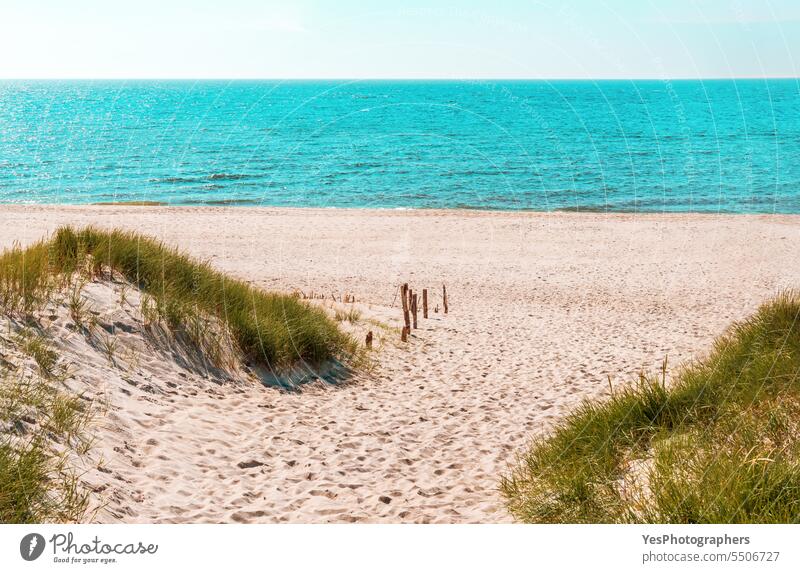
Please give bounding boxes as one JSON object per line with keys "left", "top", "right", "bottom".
{"left": 2, "top": 204, "right": 800, "bottom": 523}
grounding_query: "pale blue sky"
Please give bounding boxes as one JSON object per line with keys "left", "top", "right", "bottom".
{"left": 2, "top": 0, "right": 799, "bottom": 78}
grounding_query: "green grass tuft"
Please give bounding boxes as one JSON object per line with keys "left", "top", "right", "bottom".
{"left": 334, "top": 308, "right": 362, "bottom": 324}
{"left": 15, "top": 329, "right": 59, "bottom": 378}
{"left": 0, "top": 226, "right": 357, "bottom": 372}
{"left": 502, "top": 291, "right": 800, "bottom": 523}
{"left": 0, "top": 240, "right": 57, "bottom": 317}
{"left": 0, "top": 373, "right": 92, "bottom": 523}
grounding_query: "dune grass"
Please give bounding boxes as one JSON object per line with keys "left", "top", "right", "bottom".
{"left": 502, "top": 291, "right": 800, "bottom": 523}
{"left": 0, "top": 371, "right": 92, "bottom": 523}
{"left": 0, "top": 226, "right": 357, "bottom": 372}
{"left": 334, "top": 307, "right": 362, "bottom": 324}
{"left": 14, "top": 329, "right": 60, "bottom": 378}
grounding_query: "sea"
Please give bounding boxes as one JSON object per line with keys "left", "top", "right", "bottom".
{"left": 1, "top": 79, "right": 798, "bottom": 212}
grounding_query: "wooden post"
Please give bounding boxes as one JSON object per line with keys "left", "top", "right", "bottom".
{"left": 365, "top": 330, "right": 373, "bottom": 349}
{"left": 422, "top": 289, "right": 428, "bottom": 318}
{"left": 443, "top": 283, "right": 448, "bottom": 314}
{"left": 401, "top": 283, "right": 410, "bottom": 331}
{"left": 411, "top": 294, "right": 418, "bottom": 329}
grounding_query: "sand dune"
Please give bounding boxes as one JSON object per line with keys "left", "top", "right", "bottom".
{"left": 2, "top": 205, "right": 800, "bottom": 523}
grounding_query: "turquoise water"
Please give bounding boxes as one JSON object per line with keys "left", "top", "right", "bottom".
{"left": 1, "top": 79, "right": 798, "bottom": 212}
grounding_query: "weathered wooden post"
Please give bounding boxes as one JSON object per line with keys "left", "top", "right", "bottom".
{"left": 365, "top": 330, "right": 373, "bottom": 349}
{"left": 443, "top": 283, "right": 449, "bottom": 314}
{"left": 401, "top": 283, "right": 410, "bottom": 334}
{"left": 422, "top": 289, "right": 428, "bottom": 318}
{"left": 411, "top": 293, "right": 418, "bottom": 329}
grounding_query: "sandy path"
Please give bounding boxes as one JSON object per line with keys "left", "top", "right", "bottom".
{"left": 2, "top": 205, "right": 800, "bottom": 523}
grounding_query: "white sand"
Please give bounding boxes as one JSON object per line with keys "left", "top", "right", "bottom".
{"left": 2, "top": 205, "right": 800, "bottom": 523}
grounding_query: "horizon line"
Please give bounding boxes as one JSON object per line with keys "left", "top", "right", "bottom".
{"left": 2, "top": 76, "right": 800, "bottom": 82}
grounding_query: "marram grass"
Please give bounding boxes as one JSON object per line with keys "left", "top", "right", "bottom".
{"left": 502, "top": 291, "right": 800, "bottom": 523}
{"left": 0, "top": 226, "right": 357, "bottom": 372}
{"left": 0, "top": 372, "right": 92, "bottom": 523}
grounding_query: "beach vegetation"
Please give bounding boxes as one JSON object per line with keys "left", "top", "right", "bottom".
{"left": 0, "top": 226, "right": 358, "bottom": 372}
{"left": 502, "top": 291, "right": 800, "bottom": 523}
{"left": 0, "top": 371, "right": 92, "bottom": 523}
{"left": 15, "top": 329, "right": 60, "bottom": 378}
{"left": 334, "top": 307, "right": 362, "bottom": 324}
{"left": 67, "top": 283, "right": 91, "bottom": 331}
{"left": 0, "top": 239, "right": 57, "bottom": 318}
{"left": 97, "top": 334, "right": 118, "bottom": 366}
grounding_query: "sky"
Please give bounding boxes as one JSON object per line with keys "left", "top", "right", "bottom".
{"left": 1, "top": 0, "right": 799, "bottom": 79}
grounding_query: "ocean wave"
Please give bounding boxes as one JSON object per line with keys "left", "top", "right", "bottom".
{"left": 208, "top": 173, "right": 250, "bottom": 181}
{"left": 149, "top": 176, "right": 201, "bottom": 184}
{"left": 150, "top": 173, "right": 258, "bottom": 185}
{"left": 200, "top": 198, "right": 260, "bottom": 206}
